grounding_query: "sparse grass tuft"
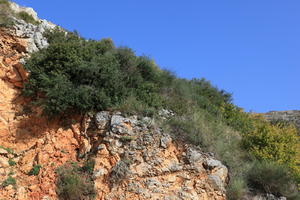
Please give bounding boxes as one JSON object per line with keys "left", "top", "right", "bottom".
{"left": 226, "top": 177, "right": 247, "bottom": 200}
{"left": 56, "top": 162, "right": 96, "bottom": 200}
{"left": 8, "top": 158, "right": 16, "bottom": 166}
{"left": 28, "top": 164, "right": 42, "bottom": 176}
{"left": 2, "top": 176, "right": 16, "bottom": 187}
{"left": 120, "top": 136, "right": 135, "bottom": 143}
{"left": 17, "top": 11, "right": 39, "bottom": 25}
{"left": 247, "top": 161, "right": 299, "bottom": 199}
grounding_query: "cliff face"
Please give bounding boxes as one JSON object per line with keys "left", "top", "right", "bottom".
{"left": 0, "top": 2, "right": 228, "bottom": 200}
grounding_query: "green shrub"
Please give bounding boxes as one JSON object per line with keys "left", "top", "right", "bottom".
{"left": 226, "top": 178, "right": 247, "bottom": 200}
{"left": 114, "top": 95, "right": 156, "bottom": 117}
{"left": 247, "top": 161, "right": 299, "bottom": 199}
{"left": 120, "top": 136, "right": 135, "bottom": 143}
{"left": 56, "top": 162, "right": 96, "bottom": 200}
{"left": 2, "top": 176, "right": 16, "bottom": 187}
{"left": 8, "top": 158, "right": 16, "bottom": 166}
{"left": 81, "top": 159, "right": 95, "bottom": 174}
{"left": 17, "top": 11, "right": 39, "bottom": 25}
{"left": 243, "top": 117, "right": 300, "bottom": 182}
{"left": 23, "top": 30, "right": 169, "bottom": 116}
{"left": 28, "top": 164, "right": 42, "bottom": 176}
{"left": 0, "top": 0, "right": 13, "bottom": 27}
{"left": 0, "top": 0, "right": 10, "bottom": 5}
{"left": 0, "top": 145, "right": 14, "bottom": 155}
{"left": 0, "top": 0, "right": 40, "bottom": 27}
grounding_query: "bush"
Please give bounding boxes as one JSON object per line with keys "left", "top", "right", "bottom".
{"left": 247, "top": 161, "right": 299, "bottom": 199}
{"left": 243, "top": 117, "right": 300, "bottom": 182}
{"left": 0, "top": 0, "right": 13, "bottom": 27}
{"left": 56, "top": 162, "right": 96, "bottom": 200}
{"left": 28, "top": 164, "right": 42, "bottom": 176}
{"left": 81, "top": 159, "right": 95, "bottom": 174}
{"left": 0, "top": 0, "right": 39, "bottom": 26}
{"left": 2, "top": 176, "right": 16, "bottom": 187}
{"left": 8, "top": 158, "right": 16, "bottom": 166}
{"left": 23, "top": 30, "right": 167, "bottom": 117}
{"left": 226, "top": 178, "right": 247, "bottom": 200}
{"left": 17, "top": 11, "right": 39, "bottom": 25}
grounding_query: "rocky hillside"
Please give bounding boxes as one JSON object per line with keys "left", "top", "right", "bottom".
{"left": 0, "top": 2, "right": 229, "bottom": 200}
{"left": 0, "top": 1, "right": 299, "bottom": 200}
{"left": 263, "top": 110, "right": 300, "bottom": 130}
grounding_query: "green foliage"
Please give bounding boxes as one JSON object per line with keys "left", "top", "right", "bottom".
{"left": 2, "top": 176, "right": 16, "bottom": 187}
{"left": 164, "top": 108, "right": 253, "bottom": 197}
{"left": 23, "top": 29, "right": 167, "bottom": 116}
{"left": 0, "top": 0, "right": 13, "bottom": 27}
{"left": 28, "top": 164, "right": 42, "bottom": 176}
{"left": 120, "top": 136, "right": 135, "bottom": 143}
{"left": 8, "top": 158, "right": 16, "bottom": 166}
{"left": 0, "top": 1, "right": 39, "bottom": 26}
{"left": 226, "top": 178, "right": 247, "bottom": 200}
{"left": 56, "top": 162, "right": 96, "bottom": 200}
{"left": 0, "top": 145, "right": 14, "bottom": 155}
{"left": 221, "top": 103, "right": 254, "bottom": 134}
{"left": 247, "top": 161, "right": 299, "bottom": 199}
{"left": 0, "top": 0, "right": 10, "bottom": 5}
{"left": 81, "top": 159, "right": 95, "bottom": 174}
{"left": 243, "top": 117, "right": 300, "bottom": 182}
{"left": 17, "top": 11, "right": 39, "bottom": 25}
{"left": 114, "top": 95, "right": 156, "bottom": 117}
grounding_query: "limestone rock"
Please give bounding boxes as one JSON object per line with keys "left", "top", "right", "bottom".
{"left": 0, "top": 156, "right": 9, "bottom": 168}
{"left": 13, "top": 18, "right": 55, "bottom": 53}
{"left": 90, "top": 112, "right": 228, "bottom": 200}
{"left": 95, "top": 111, "right": 110, "bottom": 130}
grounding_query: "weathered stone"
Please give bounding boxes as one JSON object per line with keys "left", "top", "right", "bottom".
{"left": 95, "top": 111, "right": 110, "bottom": 130}
{"left": 13, "top": 17, "right": 55, "bottom": 53}
{"left": 16, "top": 187, "right": 27, "bottom": 200}
{"left": 186, "top": 147, "right": 204, "bottom": 164}
{"left": 160, "top": 134, "right": 172, "bottom": 149}
{"left": 208, "top": 175, "right": 224, "bottom": 191}
{"left": 204, "top": 158, "right": 228, "bottom": 184}
{"left": 94, "top": 168, "right": 108, "bottom": 178}
{"left": 0, "top": 156, "right": 9, "bottom": 168}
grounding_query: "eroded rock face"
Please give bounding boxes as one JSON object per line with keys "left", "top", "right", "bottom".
{"left": 84, "top": 112, "right": 228, "bottom": 200}
{"left": 13, "top": 18, "right": 55, "bottom": 53}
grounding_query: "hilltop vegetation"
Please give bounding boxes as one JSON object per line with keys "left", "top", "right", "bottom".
{"left": 23, "top": 29, "right": 300, "bottom": 199}
{"left": 0, "top": 0, "right": 39, "bottom": 26}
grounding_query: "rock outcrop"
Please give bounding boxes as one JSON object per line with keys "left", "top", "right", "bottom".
{"left": 81, "top": 112, "right": 228, "bottom": 200}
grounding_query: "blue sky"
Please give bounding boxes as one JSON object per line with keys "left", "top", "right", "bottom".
{"left": 13, "top": 0, "right": 300, "bottom": 112}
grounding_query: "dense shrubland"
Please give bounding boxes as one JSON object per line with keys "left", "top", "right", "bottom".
{"left": 23, "top": 29, "right": 300, "bottom": 199}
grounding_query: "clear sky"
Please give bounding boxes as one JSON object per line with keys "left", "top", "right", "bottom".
{"left": 13, "top": 0, "right": 300, "bottom": 112}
